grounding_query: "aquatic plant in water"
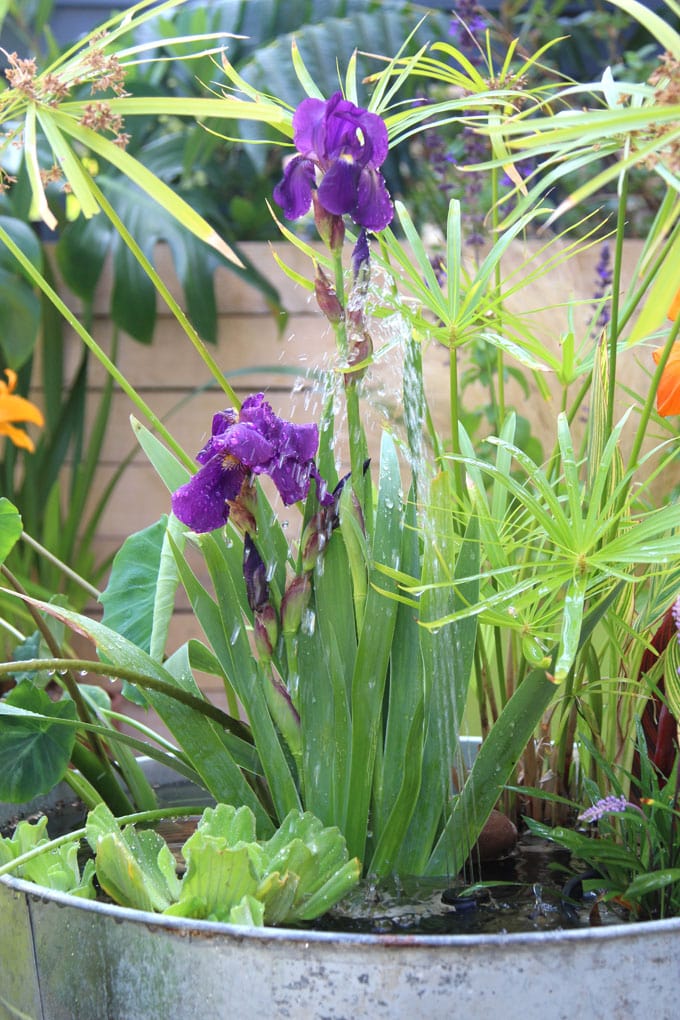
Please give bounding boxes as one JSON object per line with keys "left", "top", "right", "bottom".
{"left": 1, "top": 0, "right": 680, "bottom": 925}
{"left": 0, "top": 802, "right": 361, "bottom": 927}
{"left": 526, "top": 730, "right": 680, "bottom": 921}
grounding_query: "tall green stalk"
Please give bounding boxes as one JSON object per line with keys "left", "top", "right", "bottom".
{"left": 329, "top": 247, "right": 371, "bottom": 516}
{"left": 605, "top": 172, "right": 629, "bottom": 439}
{"left": 90, "top": 181, "right": 241, "bottom": 411}
{"left": 448, "top": 341, "right": 465, "bottom": 501}
{"left": 490, "top": 163, "right": 506, "bottom": 425}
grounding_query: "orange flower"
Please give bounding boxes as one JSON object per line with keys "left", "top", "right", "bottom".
{"left": 653, "top": 344, "right": 680, "bottom": 416}
{"left": 669, "top": 285, "right": 680, "bottom": 322}
{"left": 651, "top": 287, "right": 680, "bottom": 416}
{"left": 0, "top": 369, "right": 44, "bottom": 451}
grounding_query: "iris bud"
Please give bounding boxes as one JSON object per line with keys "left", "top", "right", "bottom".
{"left": 254, "top": 604, "right": 279, "bottom": 662}
{"left": 281, "top": 574, "right": 312, "bottom": 636}
{"left": 313, "top": 194, "right": 345, "bottom": 252}
{"left": 314, "top": 264, "right": 344, "bottom": 323}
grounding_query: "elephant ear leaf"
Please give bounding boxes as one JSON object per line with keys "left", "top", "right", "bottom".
{"left": 0, "top": 215, "right": 42, "bottom": 369}
{"left": 54, "top": 212, "right": 112, "bottom": 307}
{"left": 99, "top": 517, "right": 168, "bottom": 654}
{"left": 0, "top": 683, "right": 77, "bottom": 802}
{"left": 99, "top": 516, "right": 173, "bottom": 703}
{"left": 0, "top": 498, "right": 22, "bottom": 565}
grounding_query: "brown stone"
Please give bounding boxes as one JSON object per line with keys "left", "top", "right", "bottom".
{"left": 474, "top": 810, "right": 518, "bottom": 862}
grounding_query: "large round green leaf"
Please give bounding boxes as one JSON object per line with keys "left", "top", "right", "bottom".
{"left": 0, "top": 683, "right": 77, "bottom": 803}
{"left": 99, "top": 516, "right": 167, "bottom": 654}
{"left": 0, "top": 498, "right": 22, "bottom": 566}
{"left": 0, "top": 215, "right": 43, "bottom": 368}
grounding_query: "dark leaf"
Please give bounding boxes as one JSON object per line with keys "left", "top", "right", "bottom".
{"left": 0, "top": 683, "right": 77, "bottom": 802}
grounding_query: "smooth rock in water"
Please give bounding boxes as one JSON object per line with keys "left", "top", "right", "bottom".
{"left": 474, "top": 810, "right": 518, "bottom": 861}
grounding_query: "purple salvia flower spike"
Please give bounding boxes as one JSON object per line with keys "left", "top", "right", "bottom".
{"left": 578, "top": 794, "right": 638, "bottom": 823}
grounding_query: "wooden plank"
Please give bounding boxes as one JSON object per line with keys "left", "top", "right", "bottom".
{"left": 45, "top": 240, "right": 324, "bottom": 317}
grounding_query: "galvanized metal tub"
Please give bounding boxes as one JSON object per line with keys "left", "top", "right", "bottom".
{"left": 2, "top": 763, "right": 680, "bottom": 1020}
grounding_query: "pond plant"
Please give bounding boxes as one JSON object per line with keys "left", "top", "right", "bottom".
{"left": 1, "top": 0, "right": 680, "bottom": 928}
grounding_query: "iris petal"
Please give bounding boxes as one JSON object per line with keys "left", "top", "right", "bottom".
{"left": 354, "top": 167, "right": 394, "bottom": 231}
{"left": 275, "top": 92, "right": 393, "bottom": 230}
{"left": 272, "top": 156, "right": 316, "bottom": 220}
{"left": 278, "top": 421, "right": 319, "bottom": 462}
{"left": 322, "top": 93, "right": 363, "bottom": 160}
{"left": 171, "top": 393, "right": 329, "bottom": 532}
{"left": 172, "top": 457, "right": 246, "bottom": 533}
{"left": 269, "top": 459, "right": 313, "bottom": 505}
{"left": 318, "top": 159, "right": 361, "bottom": 216}
{"left": 352, "top": 109, "right": 389, "bottom": 166}
{"left": 292, "top": 97, "right": 328, "bottom": 160}
{"left": 222, "top": 423, "right": 275, "bottom": 468}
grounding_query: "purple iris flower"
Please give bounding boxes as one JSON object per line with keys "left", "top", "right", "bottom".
{"left": 273, "top": 91, "right": 393, "bottom": 231}
{"left": 171, "top": 393, "right": 331, "bottom": 533}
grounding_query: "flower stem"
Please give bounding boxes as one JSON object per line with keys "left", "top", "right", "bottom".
{"left": 448, "top": 343, "right": 465, "bottom": 503}
{"left": 0, "top": 656, "right": 253, "bottom": 742}
{"left": 90, "top": 180, "right": 242, "bottom": 411}
{"left": 490, "top": 164, "right": 505, "bottom": 425}
{"left": 331, "top": 248, "right": 371, "bottom": 514}
{"left": 19, "top": 531, "right": 100, "bottom": 601}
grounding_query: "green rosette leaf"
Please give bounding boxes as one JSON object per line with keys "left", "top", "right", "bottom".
{"left": 86, "top": 803, "right": 181, "bottom": 912}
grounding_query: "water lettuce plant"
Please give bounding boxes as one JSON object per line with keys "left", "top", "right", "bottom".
{"left": 1, "top": 0, "right": 680, "bottom": 919}
{"left": 0, "top": 800, "right": 360, "bottom": 925}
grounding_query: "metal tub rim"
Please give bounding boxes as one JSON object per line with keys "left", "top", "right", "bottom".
{"left": 3, "top": 868, "right": 680, "bottom": 950}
